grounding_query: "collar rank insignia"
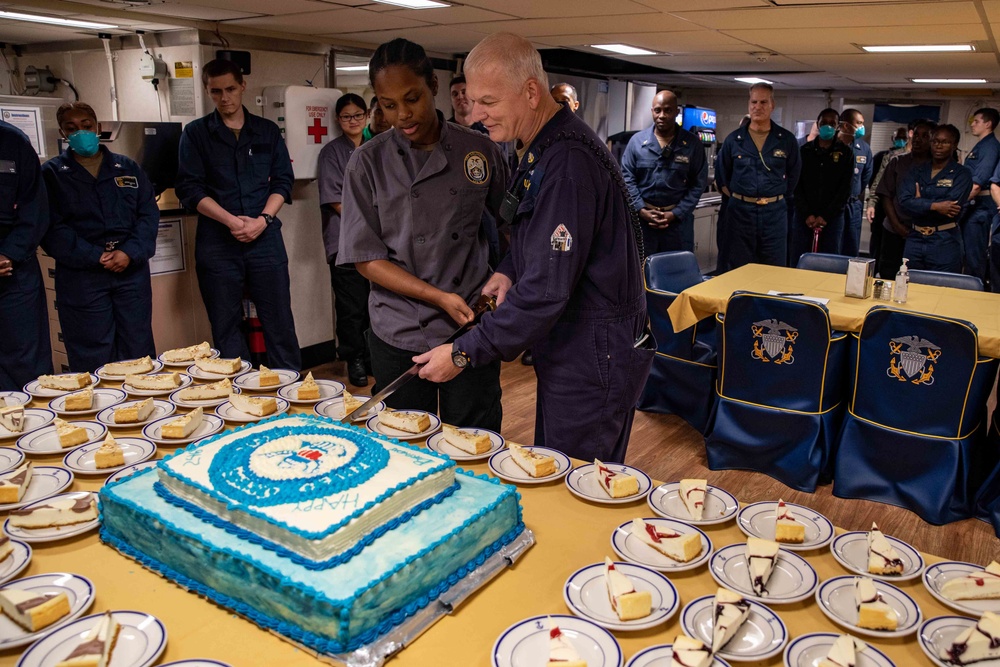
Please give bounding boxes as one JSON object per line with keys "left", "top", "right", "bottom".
{"left": 888, "top": 335, "right": 940, "bottom": 385}
{"left": 751, "top": 318, "right": 798, "bottom": 364}
{"left": 833, "top": 152, "right": 841, "bottom": 162}
{"left": 527, "top": 152, "right": 535, "bottom": 164}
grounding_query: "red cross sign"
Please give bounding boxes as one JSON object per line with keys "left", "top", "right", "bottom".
{"left": 307, "top": 117, "right": 328, "bottom": 144}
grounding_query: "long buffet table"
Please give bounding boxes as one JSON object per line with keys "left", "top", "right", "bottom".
{"left": 0, "top": 391, "right": 977, "bottom": 667}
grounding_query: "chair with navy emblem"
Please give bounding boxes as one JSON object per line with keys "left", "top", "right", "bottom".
{"left": 796, "top": 252, "right": 852, "bottom": 275}
{"left": 833, "top": 307, "right": 999, "bottom": 524}
{"left": 704, "top": 292, "right": 848, "bottom": 492}
{"left": 637, "top": 251, "right": 717, "bottom": 434}
{"left": 908, "top": 269, "right": 984, "bottom": 291}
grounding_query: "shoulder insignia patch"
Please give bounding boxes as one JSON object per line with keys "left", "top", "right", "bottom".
{"left": 464, "top": 151, "right": 489, "bottom": 185}
{"left": 550, "top": 224, "right": 573, "bottom": 252}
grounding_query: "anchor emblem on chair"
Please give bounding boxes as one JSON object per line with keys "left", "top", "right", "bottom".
{"left": 751, "top": 319, "right": 798, "bottom": 364}
{"left": 887, "top": 335, "right": 941, "bottom": 385}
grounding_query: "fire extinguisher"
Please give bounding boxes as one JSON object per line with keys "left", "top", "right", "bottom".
{"left": 243, "top": 296, "right": 267, "bottom": 367}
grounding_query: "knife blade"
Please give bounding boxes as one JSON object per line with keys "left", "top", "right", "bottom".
{"left": 340, "top": 294, "right": 497, "bottom": 423}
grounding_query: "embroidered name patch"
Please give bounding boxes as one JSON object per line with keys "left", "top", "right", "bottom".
{"left": 856, "top": 155, "right": 867, "bottom": 163}
{"left": 674, "top": 155, "right": 690, "bottom": 164}
{"left": 114, "top": 176, "right": 139, "bottom": 188}
{"left": 0, "top": 160, "right": 15, "bottom": 174}
{"left": 937, "top": 179, "right": 954, "bottom": 188}
{"left": 550, "top": 224, "right": 573, "bottom": 252}
{"left": 464, "top": 151, "right": 489, "bottom": 185}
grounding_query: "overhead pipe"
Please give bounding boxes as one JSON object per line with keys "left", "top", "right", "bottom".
{"left": 99, "top": 33, "right": 119, "bottom": 121}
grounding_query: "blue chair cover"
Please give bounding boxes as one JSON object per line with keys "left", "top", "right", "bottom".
{"left": 833, "top": 307, "right": 999, "bottom": 524}
{"left": 704, "top": 292, "right": 847, "bottom": 492}
{"left": 909, "top": 269, "right": 984, "bottom": 291}
{"left": 637, "top": 252, "right": 718, "bottom": 433}
{"left": 796, "top": 253, "right": 853, "bottom": 275}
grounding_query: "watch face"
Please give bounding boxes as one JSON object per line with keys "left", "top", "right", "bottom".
{"left": 452, "top": 352, "right": 468, "bottom": 368}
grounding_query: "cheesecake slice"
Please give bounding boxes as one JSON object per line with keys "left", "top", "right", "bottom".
{"left": 854, "top": 576, "right": 897, "bottom": 631}
{"left": 37, "top": 373, "right": 90, "bottom": 391}
{"left": 102, "top": 356, "right": 154, "bottom": 377}
{"left": 55, "top": 610, "right": 121, "bottom": 667}
{"left": 378, "top": 408, "right": 431, "bottom": 434}
{"left": 162, "top": 406, "right": 204, "bottom": 439}
{"left": 161, "top": 341, "right": 211, "bottom": 363}
{"left": 775, "top": 499, "right": 805, "bottom": 544}
{"left": 941, "top": 561, "right": 1000, "bottom": 601}
{"left": 746, "top": 537, "right": 780, "bottom": 597}
{"left": 0, "top": 405, "right": 24, "bottom": 433}
{"left": 0, "top": 462, "right": 32, "bottom": 503}
{"left": 342, "top": 390, "right": 363, "bottom": 416}
{"left": 125, "top": 373, "right": 181, "bottom": 390}
{"left": 820, "top": 634, "right": 862, "bottom": 667}
{"left": 442, "top": 424, "right": 492, "bottom": 454}
{"left": 296, "top": 372, "right": 320, "bottom": 400}
{"left": 176, "top": 378, "right": 232, "bottom": 402}
{"left": 9, "top": 494, "right": 97, "bottom": 529}
{"left": 671, "top": 635, "right": 712, "bottom": 667}
{"left": 229, "top": 393, "right": 276, "bottom": 418}
{"left": 63, "top": 387, "right": 94, "bottom": 412}
{"left": 195, "top": 356, "right": 242, "bottom": 375}
{"left": 0, "top": 588, "right": 70, "bottom": 631}
{"left": 867, "top": 523, "right": 904, "bottom": 576}
{"left": 679, "top": 478, "right": 707, "bottom": 521}
{"left": 94, "top": 433, "right": 125, "bottom": 469}
{"left": 603, "top": 557, "right": 651, "bottom": 621}
{"left": 630, "top": 517, "right": 702, "bottom": 562}
{"left": 712, "top": 587, "right": 751, "bottom": 653}
{"left": 547, "top": 617, "right": 587, "bottom": 667}
{"left": 594, "top": 459, "right": 640, "bottom": 498}
{"left": 941, "top": 611, "right": 1000, "bottom": 665}
{"left": 258, "top": 365, "right": 280, "bottom": 387}
{"left": 113, "top": 398, "right": 155, "bottom": 424}
{"left": 54, "top": 418, "right": 89, "bottom": 448}
{"left": 508, "top": 442, "right": 557, "bottom": 478}
{"left": 0, "top": 536, "right": 13, "bottom": 563}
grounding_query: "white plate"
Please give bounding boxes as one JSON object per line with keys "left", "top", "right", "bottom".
{"left": 158, "top": 347, "right": 220, "bottom": 367}
{"left": 492, "top": 614, "right": 623, "bottom": 667}
{"left": 0, "top": 409, "right": 55, "bottom": 441}
{"left": 737, "top": 501, "right": 834, "bottom": 551}
{"left": 96, "top": 359, "right": 164, "bottom": 380}
{"left": 0, "top": 573, "right": 95, "bottom": 650}
{"left": 123, "top": 373, "right": 193, "bottom": 397}
{"left": 16, "top": 421, "right": 107, "bottom": 455}
{"left": 215, "top": 397, "right": 290, "bottom": 423}
{"left": 923, "top": 561, "right": 1000, "bottom": 617}
{"left": 186, "top": 360, "right": 252, "bottom": 380}
{"left": 919, "top": 615, "right": 987, "bottom": 667}
{"left": 0, "top": 467, "right": 74, "bottom": 512}
{"left": 815, "top": 575, "right": 923, "bottom": 638}
{"left": 627, "top": 644, "right": 731, "bottom": 667}
{"left": 565, "top": 463, "right": 652, "bottom": 505}
{"left": 23, "top": 375, "right": 99, "bottom": 398}
{"left": 563, "top": 561, "right": 679, "bottom": 631}
{"left": 610, "top": 517, "right": 712, "bottom": 573}
{"left": 366, "top": 411, "right": 442, "bottom": 440}
{"left": 681, "top": 595, "right": 788, "bottom": 662}
{"left": 647, "top": 482, "right": 740, "bottom": 525}
{"left": 17, "top": 609, "right": 167, "bottom": 667}
{"left": 48, "top": 388, "right": 127, "bottom": 416}
{"left": 0, "top": 539, "right": 31, "bottom": 585}
{"left": 96, "top": 399, "right": 175, "bottom": 429}
{"left": 425, "top": 427, "right": 505, "bottom": 462}
{"left": 104, "top": 460, "right": 159, "bottom": 486}
{"left": 314, "top": 395, "right": 385, "bottom": 422}
{"left": 708, "top": 543, "right": 819, "bottom": 604}
{"left": 488, "top": 446, "right": 571, "bottom": 484}
{"left": 0, "top": 448, "right": 24, "bottom": 474}
{"left": 233, "top": 368, "right": 300, "bottom": 391}
{"left": 168, "top": 385, "right": 242, "bottom": 409}
{"left": 784, "top": 632, "right": 897, "bottom": 667}
{"left": 0, "top": 392, "right": 31, "bottom": 407}
{"left": 4, "top": 491, "right": 99, "bottom": 542}
{"left": 63, "top": 438, "right": 156, "bottom": 475}
{"left": 830, "top": 531, "right": 925, "bottom": 582}
{"left": 142, "top": 413, "right": 224, "bottom": 446}
{"left": 160, "top": 662, "right": 233, "bottom": 667}
{"left": 278, "top": 379, "right": 345, "bottom": 404}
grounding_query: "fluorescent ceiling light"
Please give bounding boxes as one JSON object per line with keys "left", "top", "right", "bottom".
{"left": 0, "top": 10, "right": 118, "bottom": 29}
{"left": 911, "top": 78, "right": 988, "bottom": 83}
{"left": 590, "top": 44, "right": 657, "bottom": 56}
{"left": 370, "top": 0, "right": 450, "bottom": 8}
{"left": 735, "top": 77, "right": 773, "bottom": 85}
{"left": 862, "top": 44, "right": 974, "bottom": 53}
{"left": 336, "top": 66, "right": 369, "bottom": 72}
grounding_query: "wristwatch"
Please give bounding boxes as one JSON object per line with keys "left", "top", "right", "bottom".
{"left": 261, "top": 213, "right": 274, "bottom": 225}
{"left": 451, "top": 343, "right": 470, "bottom": 368}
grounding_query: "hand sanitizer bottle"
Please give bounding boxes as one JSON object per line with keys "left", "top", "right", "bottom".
{"left": 892, "top": 258, "right": 909, "bottom": 304}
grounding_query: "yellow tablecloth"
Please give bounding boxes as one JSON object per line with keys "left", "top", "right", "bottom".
{"left": 667, "top": 264, "right": 1000, "bottom": 359}
{"left": 0, "top": 397, "right": 966, "bottom": 666}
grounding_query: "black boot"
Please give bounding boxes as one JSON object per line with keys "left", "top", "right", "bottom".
{"left": 521, "top": 350, "right": 533, "bottom": 366}
{"left": 347, "top": 358, "right": 368, "bottom": 387}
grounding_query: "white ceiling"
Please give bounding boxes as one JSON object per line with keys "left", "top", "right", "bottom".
{"left": 1, "top": 0, "right": 999, "bottom": 91}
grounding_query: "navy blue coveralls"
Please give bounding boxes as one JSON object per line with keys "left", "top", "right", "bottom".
{"left": 621, "top": 125, "right": 708, "bottom": 254}
{"left": 897, "top": 159, "right": 973, "bottom": 272}
{"left": 715, "top": 122, "right": 801, "bottom": 271}
{"left": 175, "top": 107, "right": 300, "bottom": 370}
{"left": 41, "top": 146, "right": 158, "bottom": 372}
{"left": 960, "top": 133, "right": 1000, "bottom": 283}
{"left": 0, "top": 121, "right": 51, "bottom": 388}
{"left": 456, "top": 106, "right": 654, "bottom": 463}
{"left": 841, "top": 137, "right": 872, "bottom": 257}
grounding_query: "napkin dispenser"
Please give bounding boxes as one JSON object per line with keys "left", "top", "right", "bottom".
{"left": 845, "top": 257, "right": 875, "bottom": 298}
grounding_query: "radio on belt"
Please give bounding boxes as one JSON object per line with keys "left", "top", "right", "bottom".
{"left": 261, "top": 85, "right": 343, "bottom": 180}
{"left": 844, "top": 257, "right": 875, "bottom": 299}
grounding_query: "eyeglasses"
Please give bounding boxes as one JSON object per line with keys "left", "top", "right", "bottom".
{"left": 339, "top": 112, "right": 367, "bottom": 122}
